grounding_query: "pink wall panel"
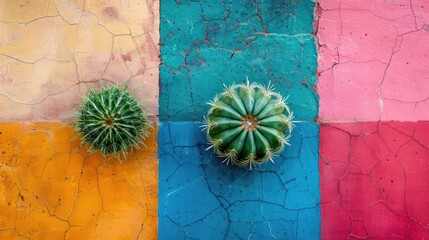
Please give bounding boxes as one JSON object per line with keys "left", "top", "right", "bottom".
{"left": 316, "top": 0, "right": 429, "bottom": 121}
{"left": 320, "top": 122, "right": 429, "bottom": 239}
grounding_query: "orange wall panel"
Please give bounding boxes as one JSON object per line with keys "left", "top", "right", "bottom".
{"left": 0, "top": 123, "right": 158, "bottom": 239}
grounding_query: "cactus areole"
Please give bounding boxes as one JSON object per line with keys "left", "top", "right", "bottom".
{"left": 204, "top": 81, "right": 294, "bottom": 170}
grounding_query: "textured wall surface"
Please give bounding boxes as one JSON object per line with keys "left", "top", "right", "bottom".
{"left": 320, "top": 122, "right": 429, "bottom": 239}
{"left": 0, "top": 0, "right": 160, "bottom": 121}
{"left": 158, "top": 1, "right": 321, "bottom": 239}
{"left": 158, "top": 122, "right": 320, "bottom": 240}
{"left": 0, "top": 123, "right": 158, "bottom": 239}
{"left": 159, "top": 0, "right": 318, "bottom": 122}
{"left": 316, "top": 1, "right": 429, "bottom": 239}
{"left": 0, "top": 1, "right": 160, "bottom": 239}
{"left": 2, "top": 0, "right": 429, "bottom": 238}
{"left": 316, "top": 0, "right": 429, "bottom": 122}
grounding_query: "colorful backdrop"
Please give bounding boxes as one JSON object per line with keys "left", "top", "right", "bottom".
{"left": 0, "top": 0, "right": 428, "bottom": 239}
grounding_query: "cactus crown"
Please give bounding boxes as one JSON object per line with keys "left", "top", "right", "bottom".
{"left": 203, "top": 80, "right": 293, "bottom": 170}
{"left": 74, "top": 83, "right": 150, "bottom": 161}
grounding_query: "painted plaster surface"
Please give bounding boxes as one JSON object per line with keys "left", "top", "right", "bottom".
{"left": 320, "top": 122, "right": 429, "bottom": 239}
{"left": 316, "top": 0, "right": 429, "bottom": 121}
{"left": 0, "top": 123, "right": 158, "bottom": 239}
{"left": 160, "top": 0, "right": 318, "bottom": 122}
{"left": 158, "top": 122, "right": 320, "bottom": 239}
{"left": 0, "top": 0, "right": 160, "bottom": 121}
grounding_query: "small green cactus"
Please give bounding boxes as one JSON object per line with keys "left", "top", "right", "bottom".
{"left": 203, "top": 81, "right": 293, "bottom": 170}
{"left": 74, "top": 83, "right": 150, "bottom": 161}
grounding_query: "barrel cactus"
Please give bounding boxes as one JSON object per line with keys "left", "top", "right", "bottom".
{"left": 203, "top": 81, "right": 293, "bottom": 169}
{"left": 74, "top": 83, "right": 150, "bottom": 161}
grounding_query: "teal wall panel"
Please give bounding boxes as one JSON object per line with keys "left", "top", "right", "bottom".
{"left": 160, "top": 0, "right": 318, "bottom": 121}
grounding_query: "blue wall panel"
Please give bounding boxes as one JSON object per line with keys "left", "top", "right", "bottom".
{"left": 158, "top": 122, "right": 320, "bottom": 239}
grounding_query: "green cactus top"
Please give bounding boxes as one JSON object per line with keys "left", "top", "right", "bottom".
{"left": 75, "top": 84, "right": 150, "bottom": 161}
{"left": 204, "top": 81, "right": 293, "bottom": 170}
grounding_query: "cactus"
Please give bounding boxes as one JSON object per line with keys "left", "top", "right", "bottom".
{"left": 74, "top": 83, "right": 150, "bottom": 161}
{"left": 203, "top": 81, "right": 293, "bottom": 170}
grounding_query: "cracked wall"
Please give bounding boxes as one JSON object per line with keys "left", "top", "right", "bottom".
{"left": 158, "top": 1, "right": 321, "bottom": 239}
{"left": 159, "top": 0, "right": 318, "bottom": 122}
{"left": 5, "top": 0, "right": 428, "bottom": 238}
{"left": 0, "top": 0, "right": 160, "bottom": 121}
{"left": 316, "top": 1, "right": 429, "bottom": 239}
{"left": 0, "top": 1, "right": 160, "bottom": 239}
{"left": 0, "top": 123, "right": 158, "bottom": 239}
{"left": 320, "top": 122, "right": 429, "bottom": 239}
{"left": 316, "top": 0, "right": 429, "bottom": 122}
{"left": 158, "top": 122, "right": 320, "bottom": 239}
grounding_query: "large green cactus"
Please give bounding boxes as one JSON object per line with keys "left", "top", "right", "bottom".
{"left": 204, "top": 81, "right": 293, "bottom": 169}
